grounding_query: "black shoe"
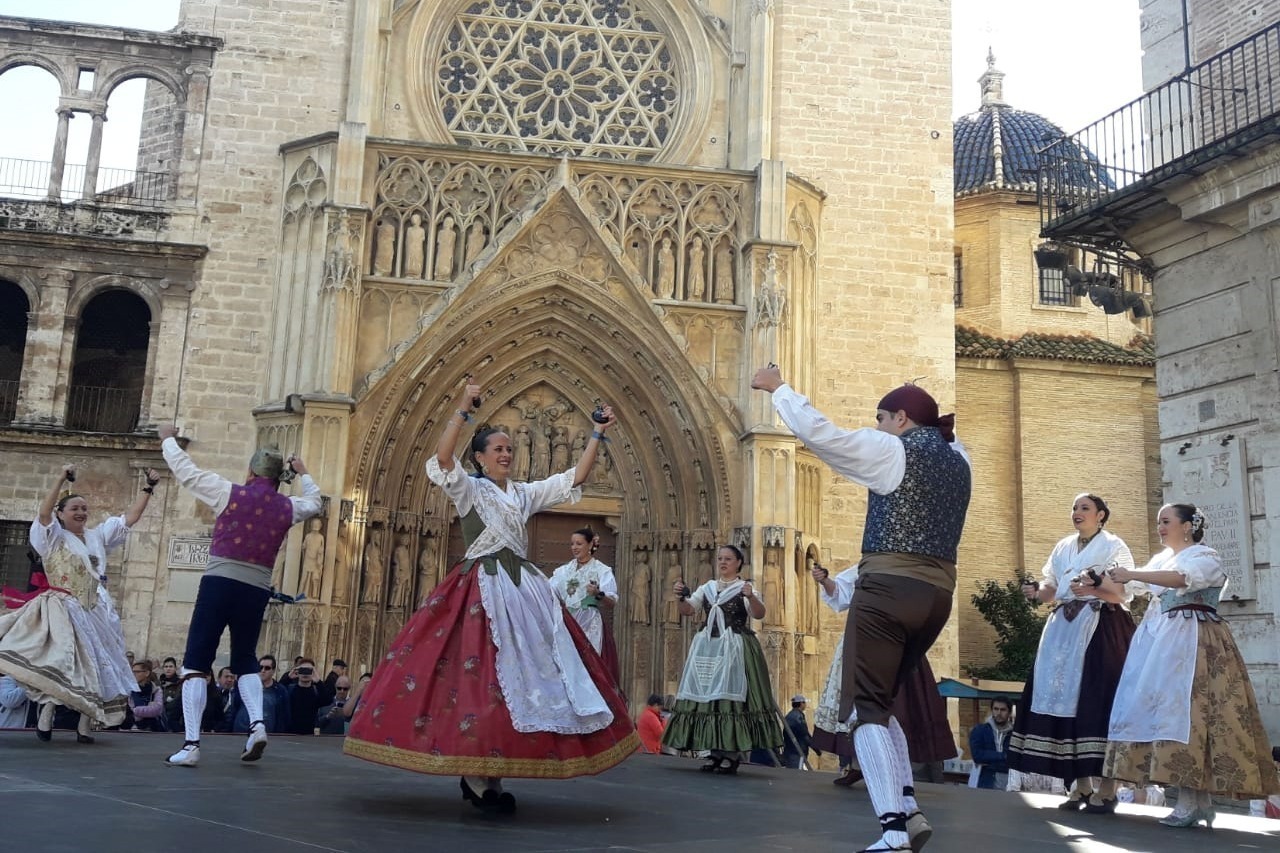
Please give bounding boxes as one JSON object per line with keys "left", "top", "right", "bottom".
{"left": 460, "top": 778, "right": 484, "bottom": 809}
{"left": 714, "top": 758, "right": 740, "bottom": 775}
{"left": 1057, "top": 793, "right": 1088, "bottom": 811}
{"left": 1084, "top": 796, "right": 1118, "bottom": 815}
{"left": 76, "top": 734, "right": 95, "bottom": 745}
{"left": 496, "top": 791, "right": 517, "bottom": 814}
{"left": 700, "top": 757, "right": 722, "bottom": 772}
{"left": 36, "top": 728, "right": 51, "bottom": 742}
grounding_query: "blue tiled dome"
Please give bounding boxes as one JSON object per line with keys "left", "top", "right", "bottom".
{"left": 954, "top": 53, "right": 1113, "bottom": 197}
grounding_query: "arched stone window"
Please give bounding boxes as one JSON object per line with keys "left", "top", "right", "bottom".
{"left": 0, "top": 279, "right": 29, "bottom": 424}
{"left": 66, "top": 290, "right": 150, "bottom": 432}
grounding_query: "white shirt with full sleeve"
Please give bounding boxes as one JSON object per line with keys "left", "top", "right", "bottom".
{"left": 1108, "top": 545, "right": 1225, "bottom": 744}
{"left": 425, "top": 457, "right": 612, "bottom": 735}
{"left": 769, "top": 384, "right": 971, "bottom": 495}
{"left": 161, "top": 437, "right": 321, "bottom": 522}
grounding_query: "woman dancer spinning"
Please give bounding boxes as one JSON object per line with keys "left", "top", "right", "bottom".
{"left": 344, "top": 375, "right": 638, "bottom": 812}
{"left": 0, "top": 462, "right": 157, "bottom": 741}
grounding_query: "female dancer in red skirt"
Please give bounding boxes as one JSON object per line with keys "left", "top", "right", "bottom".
{"left": 344, "top": 377, "right": 638, "bottom": 812}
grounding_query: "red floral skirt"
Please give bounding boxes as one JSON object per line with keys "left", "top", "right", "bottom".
{"left": 344, "top": 563, "right": 639, "bottom": 778}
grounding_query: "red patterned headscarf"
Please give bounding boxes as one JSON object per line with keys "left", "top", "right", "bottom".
{"left": 876, "top": 384, "right": 956, "bottom": 442}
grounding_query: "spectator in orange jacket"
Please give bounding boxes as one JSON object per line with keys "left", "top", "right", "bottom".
{"left": 637, "top": 693, "right": 667, "bottom": 754}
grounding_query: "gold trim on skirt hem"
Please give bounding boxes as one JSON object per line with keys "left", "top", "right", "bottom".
{"left": 343, "top": 731, "right": 641, "bottom": 779}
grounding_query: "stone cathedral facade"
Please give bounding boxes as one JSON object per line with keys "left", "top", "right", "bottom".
{"left": 0, "top": 0, "right": 955, "bottom": 712}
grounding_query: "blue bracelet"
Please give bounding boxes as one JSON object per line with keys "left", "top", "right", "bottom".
{"left": 591, "top": 430, "right": 610, "bottom": 442}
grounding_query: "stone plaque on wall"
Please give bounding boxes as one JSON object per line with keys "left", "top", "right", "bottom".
{"left": 1170, "top": 441, "right": 1255, "bottom": 601}
{"left": 167, "top": 537, "right": 211, "bottom": 569}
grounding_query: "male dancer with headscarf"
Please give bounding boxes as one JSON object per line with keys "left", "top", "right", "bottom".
{"left": 751, "top": 366, "right": 971, "bottom": 853}
{"left": 157, "top": 425, "right": 322, "bottom": 767}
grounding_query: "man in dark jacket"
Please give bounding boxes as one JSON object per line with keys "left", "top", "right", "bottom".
{"left": 968, "top": 698, "right": 1013, "bottom": 790}
{"left": 782, "top": 695, "right": 816, "bottom": 769}
{"left": 285, "top": 658, "right": 326, "bottom": 735}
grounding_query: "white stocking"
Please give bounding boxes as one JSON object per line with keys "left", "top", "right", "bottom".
{"left": 854, "top": 723, "right": 910, "bottom": 847}
{"left": 182, "top": 677, "right": 208, "bottom": 742}
{"left": 887, "top": 716, "right": 917, "bottom": 812}
{"left": 237, "top": 673, "right": 264, "bottom": 727}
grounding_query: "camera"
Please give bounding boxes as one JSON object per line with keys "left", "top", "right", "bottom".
{"left": 297, "top": 666, "right": 314, "bottom": 676}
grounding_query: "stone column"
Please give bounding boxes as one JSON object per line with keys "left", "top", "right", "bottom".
{"left": 176, "top": 64, "right": 212, "bottom": 203}
{"left": 47, "top": 107, "right": 74, "bottom": 200}
{"left": 81, "top": 111, "right": 107, "bottom": 200}
{"left": 16, "top": 270, "right": 73, "bottom": 425}
{"left": 149, "top": 280, "right": 195, "bottom": 426}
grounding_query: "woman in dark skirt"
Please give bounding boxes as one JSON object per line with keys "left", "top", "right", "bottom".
{"left": 662, "top": 545, "right": 784, "bottom": 775}
{"left": 1007, "top": 493, "right": 1136, "bottom": 812}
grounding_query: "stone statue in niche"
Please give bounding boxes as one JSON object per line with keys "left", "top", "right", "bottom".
{"left": 361, "top": 529, "right": 385, "bottom": 605}
{"left": 687, "top": 236, "right": 706, "bottom": 301}
{"left": 629, "top": 553, "right": 651, "bottom": 625}
{"left": 389, "top": 534, "right": 413, "bottom": 609}
{"left": 656, "top": 236, "right": 676, "bottom": 299}
{"left": 416, "top": 535, "right": 437, "bottom": 601}
{"left": 435, "top": 215, "right": 457, "bottom": 280}
{"left": 512, "top": 424, "right": 532, "bottom": 481}
{"left": 714, "top": 240, "right": 735, "bottom": 304}
{"left": 662, "top": 550, "right": 683, "bottom": 625}
{"left": 593, "top": 444, "right": 613, "bottom": 486}
{"left": 373, "top": 219, "right": 396, "bottom": 277}
{"left": 570, "top": 429, "right": 587, "bottom": 468}
{"left": 465, "top": 220, "right": 486, "bottom": 265}
{"left": 763, "top": 549, "right": 783, "bottom": 625}
{"left": 627, "top": 239, "right": 647, "bottom": 282}
{"left": 331, "top": 524, "right": 350, "bottom": 605}
{"left": 404, "top": 213, "right": 427, "bottom": 278}
{"left": 550, "top": 425, "right": 571, "bottom": 472}
{"left": 531, "top": 422, "right": 551, "bottom": 480}
{"left": 697, "top": 489, "right": 710, "bottom": 528}
{"left": 300, "top": 518, "right": 325, "bottom": 601}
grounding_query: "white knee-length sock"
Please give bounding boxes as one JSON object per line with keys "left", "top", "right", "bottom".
{"left": 888, "top": 716, "right": 918, "bottom": 812}
{"left": 855, "top": 723, "right": 910, "bottom": 847}
{"left": 182, "top": 677, "right": 207, "bottom": 742}
{"left": 238, "top": 673, "right": 264, "bottom": 727}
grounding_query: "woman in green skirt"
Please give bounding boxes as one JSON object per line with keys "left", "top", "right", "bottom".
{"left": 662, "top": 544, "right": 784, "bottom": 774}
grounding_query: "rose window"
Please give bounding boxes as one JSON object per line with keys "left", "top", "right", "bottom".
{"left": 436, "top": 0, "right": 681, "bottom": 161}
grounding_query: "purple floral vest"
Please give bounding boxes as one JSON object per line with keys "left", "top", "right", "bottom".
{"left": 209, "top": 478, "right": 295, "bottom": 569}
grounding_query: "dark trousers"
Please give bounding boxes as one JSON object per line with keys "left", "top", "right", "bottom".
{"left": 839, "top": 572, "right": 952, "bottom": 726}
{"left": 182, "top": 575, "right": 272, "bottom": 676}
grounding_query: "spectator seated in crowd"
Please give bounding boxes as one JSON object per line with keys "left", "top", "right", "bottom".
{"left": 1, "top": 674, "right": 30, "bottom": 728}
{"left": 204, "top": 667, "right": 238, "bottom": 733}
{"left": 968, "top": 697, "right": 1014, "bottom": 790}
{"left": 637, "top": 693, "right": 667, "bottom": 754}
{"left": 316, "top": 676, "right": 352, "bottom": 735}
{"left": 285, "top": 658, "right": 327, "bottom": 735}
{"left": 124, "top": 660, "right": 167, "bottom": 733}
{"left": 158, "top": 656, "right": 184, "bottom": 734}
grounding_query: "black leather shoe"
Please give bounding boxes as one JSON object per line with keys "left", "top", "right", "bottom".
{"left": 1084, "top": 797, "right": 1118, "bottom": 815}
{"left": 36, "top": 728, "right": 52, "bottom": 742}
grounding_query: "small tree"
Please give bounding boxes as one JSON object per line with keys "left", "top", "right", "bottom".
{"left": 964, "top": 579, "right": 1047, "bottom": 681}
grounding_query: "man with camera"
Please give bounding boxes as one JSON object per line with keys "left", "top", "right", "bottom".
{"left": 285, "top": 658, "right": 326, "bottom": 735}
{"left": 157, "top": 424, "right": 322, "bottom": 767}
{"left": 316, "top": 675, "right": 353, "bottom": 735}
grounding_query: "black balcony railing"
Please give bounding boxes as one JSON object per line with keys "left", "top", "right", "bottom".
{"left": 0, "top": 378, "right": 16, "bottom": 424}
{"left": 1040, "top": 20, "right": 1280, "bottom": 242}
{"left": 65, "top": 385, "right": 141, "bottom": 433}
{"left": 0, "top": 157, "right": 173, "bottom": 208}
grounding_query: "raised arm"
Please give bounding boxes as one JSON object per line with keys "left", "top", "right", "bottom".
{"left": 286, "top": 456, "right": 323, "bottom": 522}
{"left": 123, "top": 468, "right": 160, "bottom": 527}
{"left": 572, "top": 405, "right": 616, "bottom": 487}
{"left": 38, "top": 463, "right": 76, "bottom": 526}
{"left": 436, "top": 378, "right": 483, "bottom": 472}
{"left": 158, "top": 425, "right": 233, "bottom": 513}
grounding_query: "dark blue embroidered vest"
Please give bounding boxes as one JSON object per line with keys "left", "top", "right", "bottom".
{"left": 861, "top": 427, "right": 971, "bottom": 562}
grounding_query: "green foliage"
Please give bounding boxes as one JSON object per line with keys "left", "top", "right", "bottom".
{"left": 964, "top": 579, "right": 1047, "bottom": 682}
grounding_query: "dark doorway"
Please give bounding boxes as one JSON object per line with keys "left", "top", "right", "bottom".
{"left": 0, "top": 280, "right": 28, "bottom": 423}
{"left": 66, "top": 289, "right": 150, "bottom": 432}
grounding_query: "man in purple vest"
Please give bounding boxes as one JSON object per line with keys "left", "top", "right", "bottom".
{"left": 752, "top": 365, "right": 971, "bottom": 853}
{"left": 158, "top": 425, "right": 322, "bottom": 767}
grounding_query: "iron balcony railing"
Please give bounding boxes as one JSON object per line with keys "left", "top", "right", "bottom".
{"left": 0, "top": 157, "right": 174, "bottom": 208}
{"left": 1039, "top": 19, "right": 1280, "bottom": 241}
{"left": 0, "top": 378, "right": 16, "bottom": 424}
{"left": 64, "top": 385, "right": 141, "bottom": 433}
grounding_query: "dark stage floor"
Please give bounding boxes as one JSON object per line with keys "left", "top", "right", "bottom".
{"left": 0, "top": 731, "right": 1275, "bottom": 852}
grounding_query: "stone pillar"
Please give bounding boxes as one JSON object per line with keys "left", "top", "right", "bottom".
{"left": 81, "top": 111, "right": 107, "bottom": 200}
{"left": 176, "top": 64, "right": 212, "bottom": 203}
{"left": 318, "top": 206, "right": 366, "bottom": 395}
{"left": 15, "top": 270, "right": 73, "bottom": 425}
{"left": 730, "top": 0, "right": 776, "bottom": 170}
{"left": 136, "top": 319, "right": 162, "bottom": 430}
{"left": 47, "top": 107, "right": 74, "bottom": 200}
{"left": 149, "top": 279, "right": 196, "bottom": 426}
